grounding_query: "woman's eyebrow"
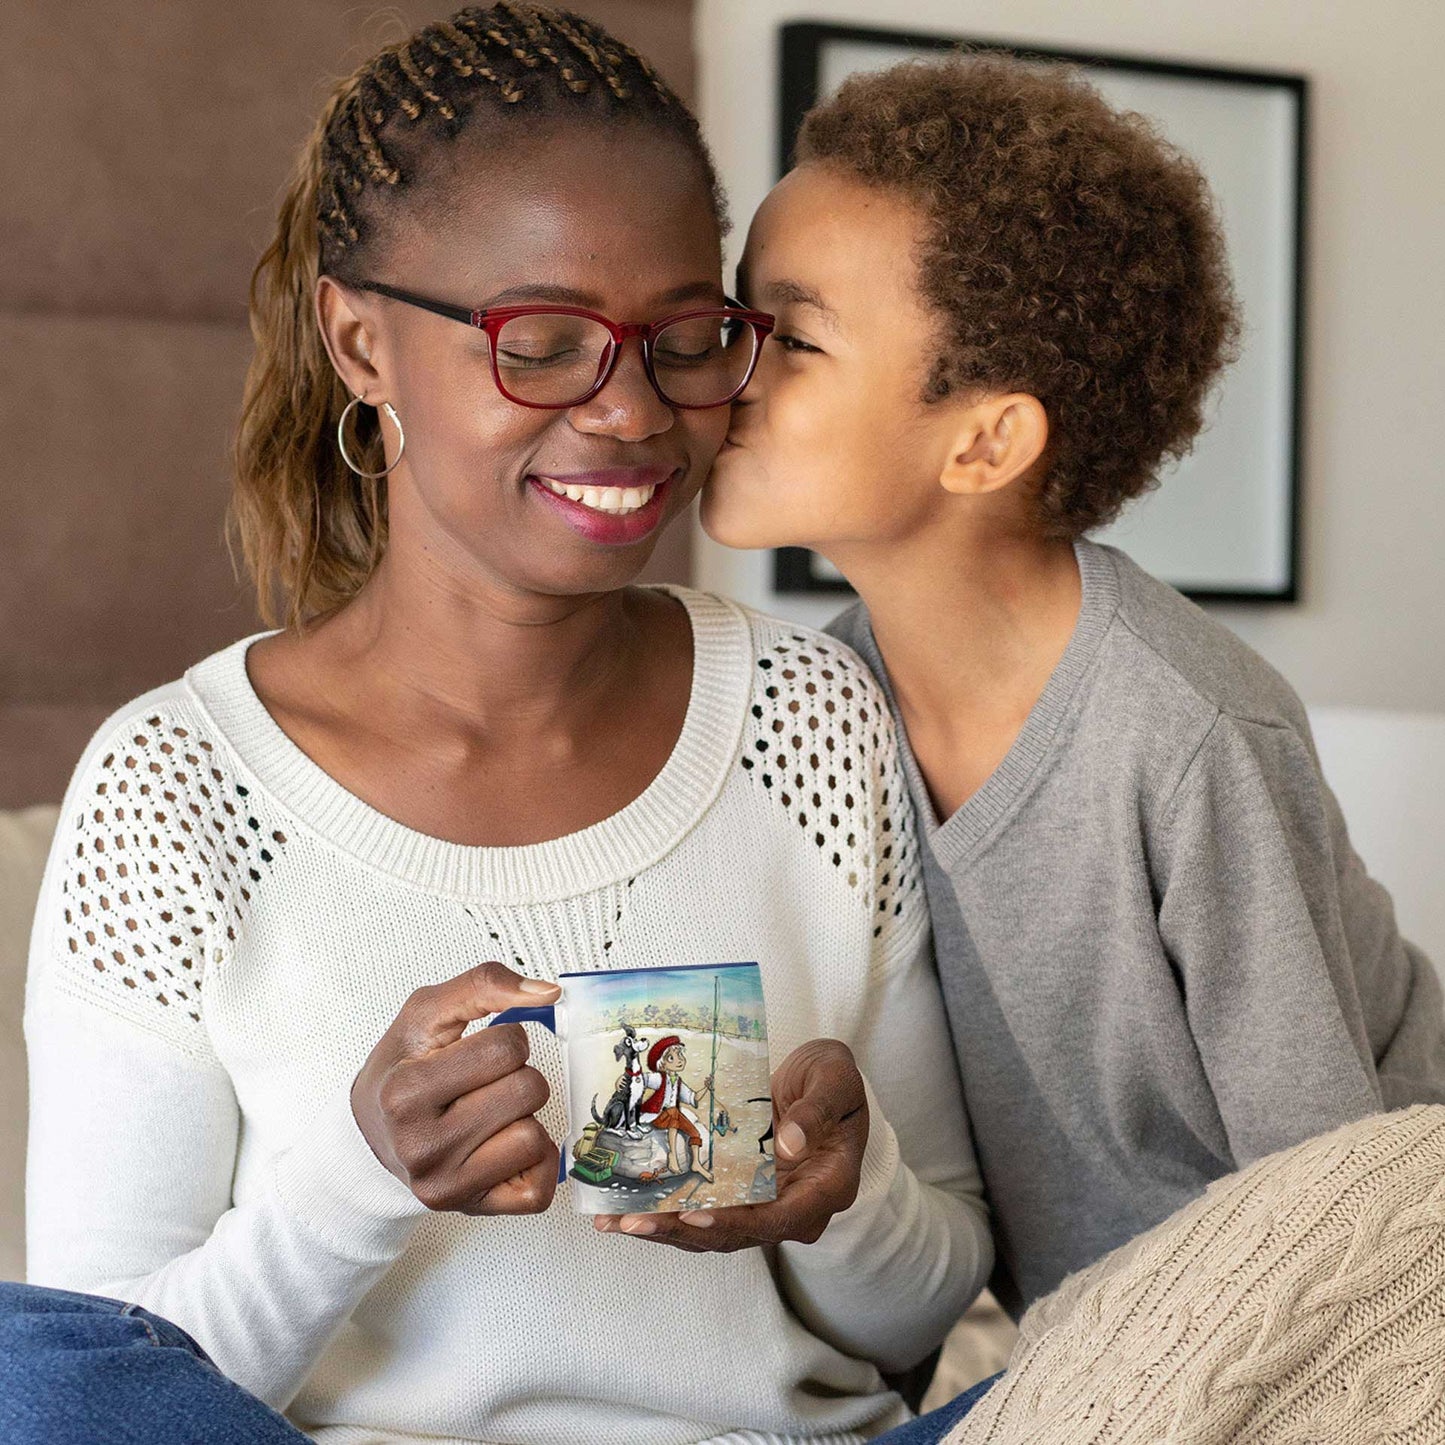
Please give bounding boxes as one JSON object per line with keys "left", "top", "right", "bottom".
{"left": 477, "top": 280, "right": 725, "bottom": 310}
{"left": 755, "top": 278, "right": 841, "bottom": 333}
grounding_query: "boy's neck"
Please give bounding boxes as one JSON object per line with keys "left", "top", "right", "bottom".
{"left": 834, "top": 529, "right": 1083, "bottom": 821}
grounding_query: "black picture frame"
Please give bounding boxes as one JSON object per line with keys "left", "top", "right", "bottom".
{"left": 771, "top": 22, "right": 1308, "bottom": 603}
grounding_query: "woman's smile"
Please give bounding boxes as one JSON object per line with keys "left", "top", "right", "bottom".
{"left": 528, "top": 464, "right": 679, "bottom": 545}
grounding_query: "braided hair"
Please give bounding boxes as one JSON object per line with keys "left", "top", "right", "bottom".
{"left": 232, "top": 3, "right": 726, "bottom": 630}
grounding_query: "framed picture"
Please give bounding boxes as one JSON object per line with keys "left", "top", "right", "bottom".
{"left": 772, "top": 23, "right": 1308, "bottom": 603}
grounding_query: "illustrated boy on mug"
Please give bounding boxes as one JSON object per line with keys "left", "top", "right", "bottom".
{"left": 639, "top": 1035, "right": 718, "bottom": 1180}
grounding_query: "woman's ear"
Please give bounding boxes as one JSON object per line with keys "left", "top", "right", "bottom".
{"left": 316, "top": 276, "right": 385, "bottom": 400}
{"left": 938, "top": 393, "right": 1049, "bottom": 498}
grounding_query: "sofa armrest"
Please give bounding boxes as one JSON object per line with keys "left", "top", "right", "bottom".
{"left": 0, "top": 804, "right": 60, "bottom": 1281}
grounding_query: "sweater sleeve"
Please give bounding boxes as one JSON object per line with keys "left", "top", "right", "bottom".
{"left": 777, "top": 696, "right": 993, "bottom": 1374}
{"left": 23, "top": 720, "right": 428, "bottom": 1411}
{"left": 1156, "top": 711, "right": 1445, "bottom": 1165}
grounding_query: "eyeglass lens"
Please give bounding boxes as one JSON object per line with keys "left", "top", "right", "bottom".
{"left": 493, "top": 313, "right": 756, "bottom": 407}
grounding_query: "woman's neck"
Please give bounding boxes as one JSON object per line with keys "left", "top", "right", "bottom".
{"left": 326, "top": 545, "right": 650, "bottom": 741}
{"left": 248, "top": 544, "right": 694, "bottom": 848}
{"left": 829, "top": 528, "right": 1081, "bottom": 820}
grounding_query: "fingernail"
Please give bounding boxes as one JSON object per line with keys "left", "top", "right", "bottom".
{"left": 519, "top": 977, "right": 558, "bottom": 995}
{"left": 621, "top": 1216, "right": 656, "bottom": 1236}
{"left": 680, "top": 1211, "right": 714, "bottom": 1228}
{"left": 777, "top": 1121, "right": 806, "bottom": 1158}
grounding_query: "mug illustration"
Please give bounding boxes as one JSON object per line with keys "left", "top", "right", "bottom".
{"left": 558, "top": 961, "right": 776, "bottom": 1215}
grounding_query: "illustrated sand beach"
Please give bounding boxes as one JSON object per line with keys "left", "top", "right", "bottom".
{"left": 565, "top": 1022, "right": 776, "bottom": 1214}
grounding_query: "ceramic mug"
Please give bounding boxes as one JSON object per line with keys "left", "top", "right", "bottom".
{"left": 492, "top": 961, "right": 776, "bottom": 1215}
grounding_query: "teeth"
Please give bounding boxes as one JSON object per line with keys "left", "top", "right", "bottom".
{"left": 540, "top": 477, "right": 658, "bottom": 514}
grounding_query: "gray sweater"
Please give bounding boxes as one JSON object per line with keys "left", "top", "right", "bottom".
{"left": 829, "top": 540, "right": 1445, "bottom": 1318}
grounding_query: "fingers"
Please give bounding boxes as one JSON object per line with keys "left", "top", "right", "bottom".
{"left": 399, "top": 1063, "right": 552, "bottom": 1178}
{"left": 410, "top": 1026, "right": 534, "bottom": 1104}
{"left": 416, "top": 1116, "right": 560, "bottom": 1216}
{"left": 393, "top": 960, "right": 560, "bottom": 1056}
{"left": 594, "top": 1140, "right": 861, "bottom": 1251}
{"left": 473, "top": 1145, "right": 562, "bottom": 1217}
{"left": 371, "top": 1024, "right": 533, "bottom": 1129}
{"left": 593, "top": 1175, "right": 839, "bottom": 1252}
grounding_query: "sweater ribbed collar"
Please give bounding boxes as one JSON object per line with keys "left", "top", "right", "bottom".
{"left": 183, "top": 587, "right": 751, "bottom": 904}
{"left": 856, "top": 540, "right": 1121, "bottom": 872}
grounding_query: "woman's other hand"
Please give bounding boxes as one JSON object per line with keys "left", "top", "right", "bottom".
{"left": 351, "top": 961, "right": 562, "bottom": 1216}
{"left": 594, "top": 1038, "right": 868, "bottom": 1250}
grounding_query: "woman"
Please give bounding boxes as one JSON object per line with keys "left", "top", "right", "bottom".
{"left": 7, "top": 7, "right": 988, "bottom": 1443}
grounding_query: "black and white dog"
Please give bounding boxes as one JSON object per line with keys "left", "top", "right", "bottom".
{"left": 591, "top": 1023, "right": 648, "bottom": 1137}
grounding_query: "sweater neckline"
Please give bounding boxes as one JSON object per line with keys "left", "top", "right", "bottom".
{"left": 183, "top": 587, "right": 752, "bottom": 904}
{"left": 863, "top": 540, "right": 1121, "bottom": 871}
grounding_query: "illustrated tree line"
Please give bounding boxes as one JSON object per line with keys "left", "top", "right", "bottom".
{"left": 605, "top": 1002, "right": 765, "bottom": 1040}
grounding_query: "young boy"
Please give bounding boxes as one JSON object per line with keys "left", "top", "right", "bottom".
{"left": 704, "top": 53, "right": 1445, "bottom": 1319}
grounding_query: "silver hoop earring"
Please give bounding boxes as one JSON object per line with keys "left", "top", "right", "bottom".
{"left": 337, "top": 396, "right": 404, "bottom": 478}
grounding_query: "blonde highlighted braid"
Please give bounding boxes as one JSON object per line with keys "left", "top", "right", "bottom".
{"left": 231, "top": 3, "right": 724, "bottom": 630}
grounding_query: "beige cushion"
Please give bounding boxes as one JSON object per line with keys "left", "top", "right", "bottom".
{"left": 0, "top": 805, "right": 59, "bottom": 1281}
{"left": 951, "top": 1106, "right": 1445, "bottom": 1443}
{"left": 925, "top": 1292, "right": 1018, "bottom": 1411}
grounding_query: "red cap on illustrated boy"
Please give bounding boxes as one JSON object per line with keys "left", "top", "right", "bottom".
{"left": 647, "top": 1035, "right": 682, "bottom": 1072}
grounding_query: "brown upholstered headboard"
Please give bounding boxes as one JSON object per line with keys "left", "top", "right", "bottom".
{"left": 1, "top": 1, "right": 697, "bottom": 809}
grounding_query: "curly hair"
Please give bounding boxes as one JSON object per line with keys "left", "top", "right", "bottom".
{"left": 231, "top": 3, "right": 725, "bottom": 629}
{"left": 797, "top": 53, "right": 1242, "bottom": 538}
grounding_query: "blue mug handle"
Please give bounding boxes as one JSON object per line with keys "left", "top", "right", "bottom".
{"left": 488, "top": 1005, "right": 566, "bottom": 1183}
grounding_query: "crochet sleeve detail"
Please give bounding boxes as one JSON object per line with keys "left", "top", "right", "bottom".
{"left": 36, "top": 704, "right": 291, "bottom": 1051}
{"left": 737, "top": 616, "right": 926, "bottom": 956}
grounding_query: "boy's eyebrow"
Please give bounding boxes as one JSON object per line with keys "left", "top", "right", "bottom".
{"left": 756, "top": 277, "right": 842, "bottom": 333}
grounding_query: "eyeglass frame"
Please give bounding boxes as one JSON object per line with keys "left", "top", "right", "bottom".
{"left": 351, "top": 280, "right": 776, "bottom": 411}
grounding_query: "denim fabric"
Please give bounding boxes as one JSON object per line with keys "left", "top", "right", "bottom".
{"left": 0, "top": 1282, "right": 308, "bottom": 1445}
{"left": 873, "top": 1371, "right": 1001, "bottom": 1444}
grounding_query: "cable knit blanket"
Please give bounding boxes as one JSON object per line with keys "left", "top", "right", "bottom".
{"left": 949, "top": 1106, "right": 1445, "bottom": 1443}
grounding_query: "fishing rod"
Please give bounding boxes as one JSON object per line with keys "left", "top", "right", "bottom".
{"left": 707, "top": 973, "right": 720, "bottom": 1171}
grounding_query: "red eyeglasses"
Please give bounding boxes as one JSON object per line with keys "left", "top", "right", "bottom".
{"left": 356, "top": 281, "right": 775, "bottom": 410}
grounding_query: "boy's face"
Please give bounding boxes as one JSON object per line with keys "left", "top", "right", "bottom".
{"left": 702, "top": 164, "right": 960, "bottom": 560}
{"left": 661, "top": 1044, "right": 686, "bottom": 1072}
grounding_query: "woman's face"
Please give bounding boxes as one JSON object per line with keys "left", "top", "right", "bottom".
{"left": 336, "top": 124, "right": 730, "bottom": 601}
{"left": 702, "top": 164, "right": 956, "bottom": 561}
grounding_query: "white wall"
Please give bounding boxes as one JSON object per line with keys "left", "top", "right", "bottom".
{"left": 693, "top": 0, "right": 1445, "bottom": 711}
{"left": 1309, "top": 708, "right": 1445, "bottom": 966}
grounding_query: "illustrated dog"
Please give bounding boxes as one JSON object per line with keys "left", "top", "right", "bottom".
{"left": 591, "top": 1023, "right": 648, "bottom": 1137}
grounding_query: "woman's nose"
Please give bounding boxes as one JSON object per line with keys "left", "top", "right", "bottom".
{"left": 569, "top": 340, "right": 674, "bottom": 441}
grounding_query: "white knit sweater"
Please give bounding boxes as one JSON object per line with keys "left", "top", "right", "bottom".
{"left": 24, "top": 588, "right": 991, "bottom": 1445}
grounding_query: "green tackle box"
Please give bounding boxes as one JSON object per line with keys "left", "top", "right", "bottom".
{"left": 570, "top": 1147, "right": 619, "bottom": 1185}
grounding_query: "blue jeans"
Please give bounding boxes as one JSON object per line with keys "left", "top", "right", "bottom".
{"left": 0, "top": 1282, "right": 307, "bottom": 1444}
{"left": 874, "top": 1370, "right": 1000, "bottom": 1443}
{"left": 1, "top": 1280, "right": 996, "bottom": 1444}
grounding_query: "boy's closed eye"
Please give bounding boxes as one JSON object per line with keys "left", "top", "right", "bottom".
{"left": 772, "top": 332, "right": 824, "bottom": 355}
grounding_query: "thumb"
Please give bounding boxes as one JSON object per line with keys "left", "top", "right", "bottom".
{"left": 399, "top": 959, "right": 559, "bottom": 1055}
{"left": 771, "top": 1039, "right": 867, "bottom": 1160}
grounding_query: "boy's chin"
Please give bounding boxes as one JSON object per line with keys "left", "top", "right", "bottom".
{"left": 699, "top": 498, "right": 798, "bottom": 553}
{"left": 699, "top": 488, "right": 764, "bottom": 551}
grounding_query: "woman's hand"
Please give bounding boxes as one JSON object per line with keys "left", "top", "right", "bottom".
{"left": 593, "top": 1038, "right": 869, "bottom": 1251}
{"left": 351, "top": 961, "right": 562, "bottom": 1216}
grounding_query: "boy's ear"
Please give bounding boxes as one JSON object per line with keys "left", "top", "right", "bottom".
{"left": 938, "top": 394, "right": 1049, "bottom": 498}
